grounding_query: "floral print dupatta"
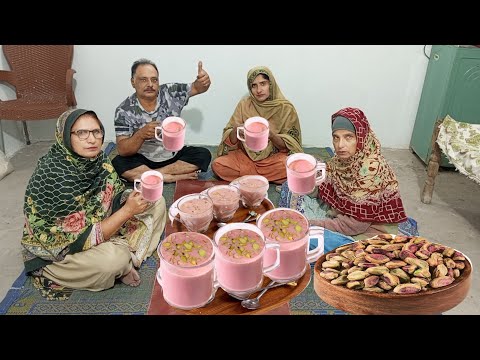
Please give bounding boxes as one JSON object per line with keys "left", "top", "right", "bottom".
{"left": 21, "top": 109, "right": 125, "bottom": 273}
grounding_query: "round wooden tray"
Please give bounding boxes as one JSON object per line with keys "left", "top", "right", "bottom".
{"left": 171, "top": 198, "right": 274, "bottom": 239}
{"left": 177, "top": 265, "right": 311, "bottom": 315}
{"left": 313, "top": 245, "right": 472, "bottom": 315}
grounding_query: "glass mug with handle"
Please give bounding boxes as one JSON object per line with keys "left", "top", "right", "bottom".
{"left": 155, "top": 116, "right": 186, "bottom": 152}
{"left": 257, "top": 208, "right": 324, "bottom": 283}
{"left": 236, "top": 116, "right": 269, "bottom": 152}
{"left": 168, "top": 193, "right": 214, "bottom": 233}
{"left": 133, "top": 170, "right": 164, "bottom": 202}
{"left": 206, "top": 184, "right": 241, "bottom": 223}
{"left": 157, "top": 232, "right": 219, "bottom": 310}
{"left": 286, "top": 153, "right": 326, "bottom": 195}
{"left": 232, "top": 175, "right": 269, "bottom": 209}
{"left": 213, "top": 223, "right": 280, "bottom": 297}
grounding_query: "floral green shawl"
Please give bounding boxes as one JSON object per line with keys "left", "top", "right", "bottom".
{"left": 21, "top": 109, "right": 125, "bottom": 273}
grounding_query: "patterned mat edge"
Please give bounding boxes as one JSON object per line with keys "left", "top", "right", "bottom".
{"left": 0, "top": 146, "right": 339, "bottom": 315}
{"left": 0, "top": 270, "right": 28, "bottom": 314}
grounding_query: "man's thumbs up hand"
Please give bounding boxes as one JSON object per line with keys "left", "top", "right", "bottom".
{"left": 192, "top": 60, "right": 211, "bottom": 95}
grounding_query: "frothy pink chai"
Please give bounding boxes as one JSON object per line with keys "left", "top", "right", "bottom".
{"left": 246, "top": 122, "right": 267, "bottom": 133}
{"left": 160, "top": 232, "right": 213, "bottom": 267}
{"left": 209, "top": 188, "right": 239, "bottom": 203}
{"left": 161, "top": 119, "right": 185, "bottom": 151}
{"left": 287, "top": 158, "right": 317, "bottom": 194}
{"left": 179, "top": 198, "right": 212, "bottom": 214}
{"left": 289, "top": 159, "right": 314, "bottom": 172}
{"left": 159, "top": 232, "right": 215, "bottom": 309}
{"left": 260, "top": 209, "right": 308, "bottom": 242}
{"left": 260, "top": 209, "right": 311, "bottom": 281}
{"left": 218, "top": 229, "right": 264, "bottom": 263}
{"left": 143, "top": 175, "right": 161, "bottom": 185}
{"left": 208, "top": 187, "right": 240, "bottom": 221}
{"left": 239, "top": 178, "right": 268, "bottom": 207}
{"left": 163, "top": 121, "right": 184, "bottom": 132}
{"left": 177, "top": 197, "right": 213, "bottom": 233}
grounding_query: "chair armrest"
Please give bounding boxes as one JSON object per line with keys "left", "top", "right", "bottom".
{"left": 66, "top": 68, "right": 77, "bottom": 107}
{"left": 0, "top": 70, "right": 17, "bottom": 87}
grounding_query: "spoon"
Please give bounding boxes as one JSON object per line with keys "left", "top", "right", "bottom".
{"left": 240, "top": 210, "right": 257, "bottom": 223}
{"left": 241, "top": 280, "right": 277, "bottom": 310}
{"left": 217, "top": 210, "right": 258, "bottom": 228}
{"left": 228, "top": 281, "right": 297, "bottom": 301}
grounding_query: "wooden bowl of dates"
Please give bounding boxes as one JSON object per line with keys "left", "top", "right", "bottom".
{"left": 314, "top": 234, "right": 472, "bottom": 315}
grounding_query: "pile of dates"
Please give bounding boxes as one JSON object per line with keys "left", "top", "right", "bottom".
{"left": 319, "top": 234, "right": 468, "bottom": 294}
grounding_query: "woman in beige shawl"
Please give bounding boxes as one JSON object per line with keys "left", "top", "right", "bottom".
{"left": 212, "top": 66, "right": 303, "bottom": 183}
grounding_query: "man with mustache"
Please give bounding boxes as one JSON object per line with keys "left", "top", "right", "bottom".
{"left": 112, "top": 58, "right": 212, "bottom": 183}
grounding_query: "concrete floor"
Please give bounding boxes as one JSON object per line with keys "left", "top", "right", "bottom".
{"left": 0, "top": 141, "right": 478, "bottom": 314}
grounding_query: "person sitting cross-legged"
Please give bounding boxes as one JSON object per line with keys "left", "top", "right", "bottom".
{"left": 112, "top": 58, "right": 212, "bottom": 183}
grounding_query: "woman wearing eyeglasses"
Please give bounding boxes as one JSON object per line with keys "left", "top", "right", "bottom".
{"left": 20, "top": 109, "right": 167, "bottom": 299}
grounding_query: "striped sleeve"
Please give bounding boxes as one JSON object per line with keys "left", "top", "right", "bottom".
{"left": 114, "top": 106, "right": 132, "bottom": 137}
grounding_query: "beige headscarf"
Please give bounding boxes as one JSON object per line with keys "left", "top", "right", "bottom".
{"left": 217, "top": 66, "right": 303, "bottom": 161}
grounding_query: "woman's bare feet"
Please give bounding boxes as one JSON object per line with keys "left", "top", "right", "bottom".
{"left": 120, "top": 268, "right": 141, "bottom": 287}
{"left": 162, "top": 172, "right": 199, "bottom": 183}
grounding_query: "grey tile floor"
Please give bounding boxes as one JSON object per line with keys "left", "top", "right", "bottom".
{"left": 0, "top": 142, "right": 478, "bottom": 314}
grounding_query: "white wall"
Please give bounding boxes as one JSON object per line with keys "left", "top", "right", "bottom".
{"left": 1, "top": 45, "right": 429, "bottom": 157}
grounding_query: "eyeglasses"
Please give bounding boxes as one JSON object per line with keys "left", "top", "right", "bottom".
{"left": 71, "top": 129, "right": 104, "bottom": 140}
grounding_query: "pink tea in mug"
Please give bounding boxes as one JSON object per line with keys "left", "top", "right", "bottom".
{"left": 155, "top": 117, "right": 186, "bottom": 152}
{"left": 237, "top": 117, "right": 269, "bottom": 152}
{"left": 178, "top": 197, "right": 213, "bottom": 233}
{"left": 158, "top": 232, "right": 215, "bottom": 309}
{"left": 163, "top": 122, "right": 184, "bottom": 132}
{"left": 246, "top": 122, "right": 268, "bottom": 133}
{"left": 238, "top": 176, "right": 269, "bottom": 208}
{"left": 162, "top": 121, "right": 185, "bottom": 151}
{"left": 134, "top": 170, "right": 163, "bottom": 202}
{"left": 260, "top": 209, "right": 310, "bottom": 282}
{"left": 143, "top": 175, "right": 161, "bottom": 185}
{"left": 207, "top": 185, "right": 240, "bottom": 222}
{"left": 215, "top": 228, "right": 265, "bottom": 293}
{"left": 287, "top": 159, "right": 316, "bottom": 194}
{"left": 289, "top": 159, "right": 314, "bottom": 172}
{"left": 286, "top": 153, "right": 326, "bottom": 195}
{"left": 160, "top": 232, "right": 214, "bottom": 267}
{"left": 217, "top": 229, "right": 264, "bottom": 261}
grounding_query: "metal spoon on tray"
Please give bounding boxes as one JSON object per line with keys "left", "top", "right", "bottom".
{"left": 241, "top": 282, "right": 276, "bottom": 310}
{"left": 217, "top": 210, "right": 258, "bottom": 228}
{"left": 228, "top": 281, "right": 298, "bottom": 301}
